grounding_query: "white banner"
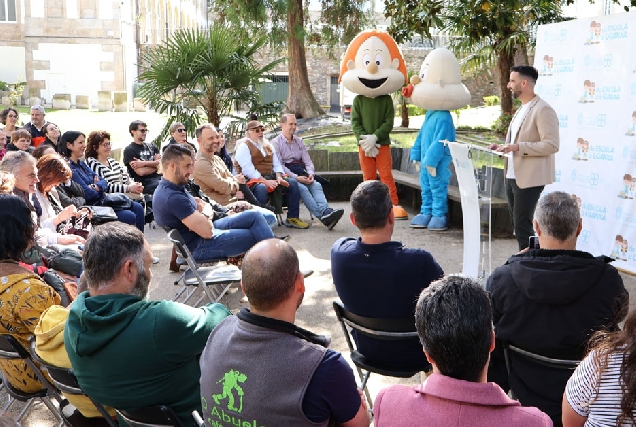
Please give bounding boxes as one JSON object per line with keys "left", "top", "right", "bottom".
{"left": 535, "top": 14, "right": 636, "bottom": 273}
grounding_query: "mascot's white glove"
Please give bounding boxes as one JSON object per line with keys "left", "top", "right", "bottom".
{"left": 426, "top": 166, "right": 437, "bottom": 177}
{"left": 411, "top": 160, "right": 421, "bottom": 172}
{"left": 365, "top": 144, "right": 381, "bottom": 158}
{"left": 359, "top": 134, "right": 378, "bottom": 152}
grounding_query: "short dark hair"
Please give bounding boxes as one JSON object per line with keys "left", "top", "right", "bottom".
{"left": 83, "top": 222, "right": 146, "bottom": 291}
{"left": 0, "top": 194, "right": 36, "bottom": 260}
{"left": 0, "top": 108, "right": 18, "bottom": 126}
{"left": 58, "top": 131, "right": 85, "bottom": 158}
{"left": 195, "top": 123, "right": 215, "bottom": 139}
{"left": 161, "top": 143, "right": 192, "bottom": 169}
{"left": 350, "top": 181, "right": 392, "bottom": 229}
{"left": 32, "top": 143, "right": 56, "bottom": 159}
{"left": 242, "top": 239, "right": 299, "bottom": 311}
{"left": 11, "top": 129, "right": 31, "bottom": 144}
{"left": 511, "top": 65, "right": 539, "bottom": 82}
{"left": 415, "top": 275, "right": 493, "bottom": 382}
{"left": 129, "top": 120, "right": 147, "bottom": 137}
{"left": 85, "top": 130, "right": 111, "bottom": 159}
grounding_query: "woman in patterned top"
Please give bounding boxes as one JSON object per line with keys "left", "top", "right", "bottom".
{"left": 563, "top": 307, "right": 636, "bottom": 426}
{"left": 0, "top": 194, "right": 61, "bottom": 392}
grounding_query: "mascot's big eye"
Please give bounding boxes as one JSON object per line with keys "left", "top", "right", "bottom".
{"left": 363, "top": 54, "right": 371, "bottom": 66}
{"left": 375, "top": 54, "right": 383, "bottom": 67}
{"left": 420, "top": 65, "right": 429, "bottom": 81}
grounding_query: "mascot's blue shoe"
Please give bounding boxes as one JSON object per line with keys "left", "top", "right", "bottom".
{"left": 428, "top": 216, "right": 448, "bottom": 231}
{"left": 410, "top": 214, "right": 432, "bottom": 229}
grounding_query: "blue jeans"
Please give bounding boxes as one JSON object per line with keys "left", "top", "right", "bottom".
{"left": 251, "top": 206, "right": 277, "bottom": 228}
{"left": 115, "top": 201, "right": 145, "bottom": 232}
{"left": 251, "top": 178, "right": 302, "bottom": 218}
{"left": 191, "top": 210, "right": 274, "bottom": 262}
{"left": 297, "top": 181, "right": 329, "bottom": 218}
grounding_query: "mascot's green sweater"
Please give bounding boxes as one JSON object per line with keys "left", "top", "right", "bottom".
{"left": 350, "top": 94, "right": 394, "bottom": 146}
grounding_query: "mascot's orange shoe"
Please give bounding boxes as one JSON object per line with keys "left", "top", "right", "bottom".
{"left": 393, "top": 205, "right": 408, "bottom": 220}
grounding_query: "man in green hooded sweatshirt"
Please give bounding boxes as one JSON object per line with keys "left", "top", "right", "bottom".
{"left": 64, "top": 222, "right": 231, "bottom": 426}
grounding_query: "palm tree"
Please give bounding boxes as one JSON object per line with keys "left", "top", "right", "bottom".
{"left": 136, "top": 25, "right": 283, "bottom": 145}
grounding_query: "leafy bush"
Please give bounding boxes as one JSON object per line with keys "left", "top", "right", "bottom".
{"left": 492, "top": 112, "right": 513, "bottom": 136}
{"left": 483, "top": 95, "right": 500, "bottom": 106}
{"left": 0, "top": 81, "right": 8, "bottom": 91}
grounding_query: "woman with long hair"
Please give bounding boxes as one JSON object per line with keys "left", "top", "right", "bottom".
{"left": 0, "top": 194, "right": 61, "bottom": 393}
{"left": 0, "top": 107, "right": 20, "bottom": 143}
{"left": 43, "top": 122, "right": 61, "bottom": 148}
{"left": 563, "top": 307, "right": 636, "bottom": 426}
{"left": 59, "top": 131, "right": 145, "bottom": 232}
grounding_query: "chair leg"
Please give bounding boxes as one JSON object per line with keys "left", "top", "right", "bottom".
{"left": 359, "top": 371, "right": 373, "bottom": 409}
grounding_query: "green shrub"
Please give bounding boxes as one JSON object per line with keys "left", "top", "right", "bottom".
{"left": 492, "top": 112, "right": 513, "bottom": 136}
{"left": 483, "top": 95, "right": 500, "bottom": 106}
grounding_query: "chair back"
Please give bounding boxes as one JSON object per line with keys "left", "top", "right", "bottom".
{"left": 117, "top": 405, "right": 184, "bottom": 427}
{"left": 332, "top": 300, "right": 419, "bottom": 341}
{"left": 503, "top": 343, "right": 580, "bottom": 372}
{"left": 167, "top": 229, "right": 200, "bottom": 271}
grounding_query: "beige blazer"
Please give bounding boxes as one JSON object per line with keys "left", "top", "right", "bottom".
{"left": 504, "top": 95, "right": 560, "bottom": 189}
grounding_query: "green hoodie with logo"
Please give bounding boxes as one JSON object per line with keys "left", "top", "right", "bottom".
{"left": 64, "top": 291, "right": 231, "bottom": 426}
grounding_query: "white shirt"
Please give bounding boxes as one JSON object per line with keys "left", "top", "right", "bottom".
{"left": 234, "top": 139, "right": 284, "bottom": 179}
{"left": 507, "top": 102, "right": 531, "bottom": 180}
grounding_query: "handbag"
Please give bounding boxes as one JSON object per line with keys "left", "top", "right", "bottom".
{"left": 89, "top": 205, "right": 118, "bottom": 224}
{"left": 60, "top": 210, "right": 92, "bottom": 239}
{"left": 100, "top": 193, "right": 132, "bottom": 211}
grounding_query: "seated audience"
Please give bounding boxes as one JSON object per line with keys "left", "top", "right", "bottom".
{"left": 43, "top": 122, "right": 61, "bottom": 148}
{"left": 373, "top": 275, "right": 552, "bottom": 427}
{"left": 162, "top": 122, "right": 197, "bottom": 153}
{"left": 215, "top": 127, "right": 234, "bottom": 172}
{"left": 0, "top": 107, "right": 20, "bottom": 143}
{"left": 193, "top": 123, "right": 269, "bottom": 209}
{"left": 272, "top": 114, "right": 344, "bottom": 229}
{"left": 487, "top": 191, "right": 628, "bottom": 426}
{"left": 0, "top": 194, "right": 61, "bottom": 393}
{"left": 0, "top": 151, "right": 84, "bottom": 248}
{"left": 23, "top": 105, "right": 48, "bottom": 147}
{"left": 64, "top": 222, "right": 231, "bottom": 426}
{"left": 154, "top": 144, "right": 275, "bottom": 262}
{"left": 0, "top": 170, "right": 15, "bottom": 194}
{"left": 0, "top": 129, "right": 6, "bottom": 152}
{"left": 59, "top": 131, "right": 145, "bottom": 232}
{"left": 563, "top": 307, "right": 636, "bottom": 427}
{"left": 234, "top": 120, "right": 309, "bottom": 229}
{"left": 123, "top": 120, "right": 161, "bottom": 195}
{"left": 32, "top": 143, "right": 56, "bottom": 159}
{"left": 200, "top": 239, "right": 370, "bottom": 427}
{"left": 332, "top": 180, "right": 443, "bottom": 368}
{"left": 0, "top": 129, "right": 31, "bottom": 160}
{"left": 85, "top": 130, "right": 144, "bottom": 201}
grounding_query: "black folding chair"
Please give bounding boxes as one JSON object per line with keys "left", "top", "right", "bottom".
{"left": 332, "top": 301, "right": 431, "bottom": 408}
{"left": 167, "top": 229, "right": 241, "bottom": 307}
{"left": 0, "top": 334, "right": 65, "bottom": 425}
{"left": 116, "top": 405, "right": 184, "bottom": 427}
{"left": 29, "top": 338, "right": 118, "bottom": 427}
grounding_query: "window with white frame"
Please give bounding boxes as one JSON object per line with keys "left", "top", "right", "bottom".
{"left": 0, "top": 0, "right": 17, "bottom": 22}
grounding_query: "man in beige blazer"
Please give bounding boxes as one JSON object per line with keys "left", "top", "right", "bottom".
{"left": 488, "top": 65, "right": 560, "bottom": 250}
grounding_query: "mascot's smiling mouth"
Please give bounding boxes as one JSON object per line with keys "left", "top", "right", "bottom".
{"left": 358, "top": 77, "right": 388, "bottom": 89}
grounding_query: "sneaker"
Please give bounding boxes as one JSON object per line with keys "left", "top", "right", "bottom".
{"left": 277, "top": 235, "right": 291, "bottom": 242}
{"left": 152, "top": 256, "right": 160, "bottom": 264}
{"left": 320, "top": 208, "right": 345, "bottom": 230}
{"left": 284, "top": 217, "right": 310, "bottom": 229}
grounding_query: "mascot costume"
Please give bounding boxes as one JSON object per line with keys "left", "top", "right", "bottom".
{"left": 339, "top": 29, "right": 409, "bottom": 220}
{"left": 402, "top": 48, "right": 471, "bottom": 230}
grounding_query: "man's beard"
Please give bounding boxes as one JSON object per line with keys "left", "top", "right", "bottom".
{"left": 130, "top": 267, "right": 150, "bottom": 299}
{"left": 511, "top": 89, "right": 521, "bottom": 99}
{"left": 174, "top": 165, "right": 189, "bottom": 185}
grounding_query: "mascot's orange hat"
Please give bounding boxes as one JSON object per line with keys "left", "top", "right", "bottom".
{"left": 338, "top": 29, "right": 408, "bottom": 84}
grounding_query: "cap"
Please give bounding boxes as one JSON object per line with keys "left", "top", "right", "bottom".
{"left": 246, "top": 120, "right": 264, "bottom": 130}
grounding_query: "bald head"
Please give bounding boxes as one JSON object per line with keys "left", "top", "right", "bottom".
{"left": 242, "top": 239, "right": 300, "bottom": 311}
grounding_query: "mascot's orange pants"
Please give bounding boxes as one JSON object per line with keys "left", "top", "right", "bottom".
{"left": 358, "top": 145, "right": 399, "bottom": 205}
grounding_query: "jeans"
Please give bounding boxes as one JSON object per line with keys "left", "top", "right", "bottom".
{"left": 115, "top": 200, "right": 145, "bottom": 232}
{"left": 297, "top": 181, "right": 329, "bottom": 218}
{"left": 191, "top": 210, "right": 274, "bottom": 262}
{"left": 251, "top": 178, "right": 302, "bottom": 218}
{"left": 505, "top": 178, "right": 544, "bottom": 251}
{"left": 251, "top": 206, "right": 277, "bottom": 228}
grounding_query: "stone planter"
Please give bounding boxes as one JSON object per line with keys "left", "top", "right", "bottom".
{"left": 98, "top": 91, "right": 112, "bottom": 112}
{"left": 52, "top": 94, "right": 71, "bottom": 110}
{"left": 76, "top": 95, "right": 90, "bottom": 109}
{"left": 113, "top": 92, "right": 128, "bottom": 112}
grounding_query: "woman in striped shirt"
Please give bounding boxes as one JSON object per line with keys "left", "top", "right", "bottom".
{"left": 563, "top": 307, "right": 636, "bottom": 426}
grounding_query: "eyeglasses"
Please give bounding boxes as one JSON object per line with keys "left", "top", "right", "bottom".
{"left": 138, "top": 129, "right": 149, "bottom": 133}
{"left": 176, "top": 128, "right": 186, "bottom": 133}
{"left": 101, "top": 142, "right": 112, "bottom": 147}
{"left": 7, "top": 114, "right": 17, "bottom": 119}
{"left": 252, "top": 127, "right": 264, "bottom": 133}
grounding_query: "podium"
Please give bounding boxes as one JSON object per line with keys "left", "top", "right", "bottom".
{"left": 446, "top": 141, "right": 502, "bottom": 283}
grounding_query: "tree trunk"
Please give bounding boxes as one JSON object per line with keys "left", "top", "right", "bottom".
{"left": 286, "top": 0, "right": 323, "bottom": 119}
{"left": 498, "top": 49, "right": 515, "bottom": 116}
{"left": 400, "top": 98, "right": 409, "bottom": 127}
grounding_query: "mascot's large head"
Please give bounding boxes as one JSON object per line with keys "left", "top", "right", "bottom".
{"left": 339, "top": 29, "right": 407, "bottom": 98}
{"left": 407, "top": 48, "right": 471, "bottom": 110}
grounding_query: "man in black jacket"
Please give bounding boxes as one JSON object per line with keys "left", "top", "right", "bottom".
{"left": 486, "top": 190, "right": 628, "bottom": 427}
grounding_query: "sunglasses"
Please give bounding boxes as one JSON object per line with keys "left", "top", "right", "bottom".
{"left": 176, "top": 129, "right": 186, "bottom": 133}
{"left": 138, "top": 129, "right": 149, "bottom": 133}
{"left": 252, "top": 127, "right": 264, "bottom": 133}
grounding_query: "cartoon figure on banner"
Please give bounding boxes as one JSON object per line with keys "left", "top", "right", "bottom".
{"left": 619, "top": 173, "right": 634, "bottom": 199}
{"left": 611, "top": 235, "right": 623, "bottom": 259}
{"left": 621, "top": 239, "right": 629, "bottom": 260}
{"left": 586, "top": 21, "right": 602, "bottom": 44}
{"left": 339, "top": 29, "right": 409, "bottom": 220}
{"left": 573, "top": 138, "right": 584, "bottom": 160}
{"left": 541, "top": 55, "right": 554, "bottom": 76}
{"left": 626, "top": 111, "right": 636, "bottom": 136}
{"left": 579, "top": 80, "right": 596, "bottom": 103}
{"left": 401, "top": 48, "right": 471, "bottom": 230}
